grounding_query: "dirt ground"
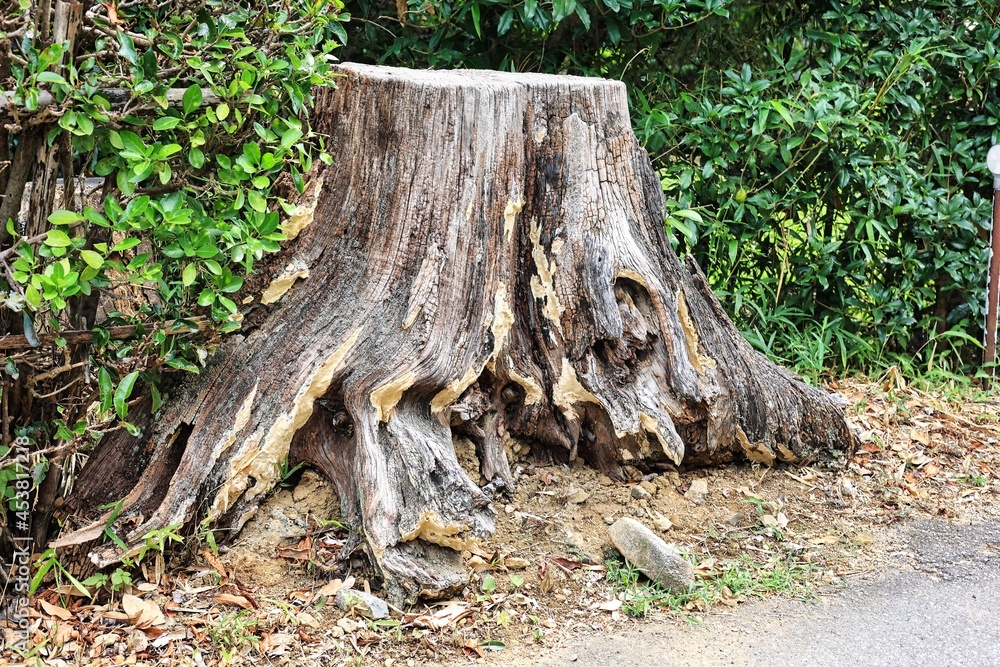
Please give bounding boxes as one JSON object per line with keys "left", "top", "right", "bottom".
{"left": 4, "top": 377, "right": 1000, "bottom": 666}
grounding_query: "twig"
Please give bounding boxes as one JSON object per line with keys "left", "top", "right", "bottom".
{"left": 0, "top": 232, "right": 49, "bottom": 260}
{"left": 0, "top": 316, "right": 209, "bottom": 351}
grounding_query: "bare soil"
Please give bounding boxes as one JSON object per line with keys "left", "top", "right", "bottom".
{"left": 5, "top": 379, "right": 1000, "bottom": 666}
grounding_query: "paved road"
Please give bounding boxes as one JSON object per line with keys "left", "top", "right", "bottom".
{"left": 514, "top": 520, "right": 1000, "bottom": 667}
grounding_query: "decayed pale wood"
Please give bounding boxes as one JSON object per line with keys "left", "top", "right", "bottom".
{"left": 61, "top": 64, "right": 855, "bottom": 601}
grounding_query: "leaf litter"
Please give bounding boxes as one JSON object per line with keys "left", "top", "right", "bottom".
{"left": 4, "top": 381, "right": 999, "bottom": 666}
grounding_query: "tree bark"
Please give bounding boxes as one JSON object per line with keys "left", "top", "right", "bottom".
{"left": 58, "top": 64, "right": 855, "bottom": 602}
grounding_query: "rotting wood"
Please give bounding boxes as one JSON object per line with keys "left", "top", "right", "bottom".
{"left": 60, "top": 64, "right": 856, "bottom": 602}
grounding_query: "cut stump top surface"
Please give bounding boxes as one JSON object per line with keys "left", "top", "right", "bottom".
{"left": 335, "top": 62, "right": 626, "bottom": 91}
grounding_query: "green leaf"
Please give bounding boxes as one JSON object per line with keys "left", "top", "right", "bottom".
{"left": 48, "top": 210, "right": 82, "bottom": 225}
{"left": 248, "top": 190, "right": 267, "bottom": 212}
{"left": 498, "top": 9, "right": 515, "bottom": 35}
{"left": 166, "top": 357, "right": 200, "bottom": 373}
{"left": 22, "top": 313, "right": 38, "bottom": 347}
{"left": 674, "top": 209, "right": 704, "bottom": 224}
{"left": 471, "top": 3, "right": 482, "bottom": 38}
{"left": 188, "top": 147, "right": 206, "bottom": 168}
{"left": 118, "top": 32, "right": 137, "bottom": 63}
{"left": 216, "top": 103, "right": 230, "bottom": 121}
{"left": 24, "top": 285, "right": 41, "bottom": 310}
{"left": 150, "top": 382, "right": 162, "bottom": 412}
{"left": 36, "top": 71, "right": 68, "bottom": 85}
{"left": 29, "top": 551, "right": 56, "bottom": 595}
{"left": 113, "top": 371, "right": 139, "bottom": 420}
{"left": 182, "top": 263, "right": 197, "bottom": 286}
{"left": 79, "top": 250, "right": 104, "bottom": 269}
{"left": 770, "top": 99, "right": 796, "bottom": 129}
{"left": 152, "top": 116, "right": 181, "bottom": 131}
{"left": 182, "top": 85, "right": 203, "bottom": 115}
{"left": 111, "top": 238, "right": 141, "bottom": 252}
{"left": 551, "top": 0, "right": 576, "bottom": 22}
{"left": 218, "top": 295, "right": 237, "bottom": 313}
{"left": 280, "top": 127, "right": 303, "bottom": 150}
{"left": 44, "top": 229, "right": 72, "bottom": 247}
{"left": 98, "top": 366, "right": 113, "bottom": 414}
{"left": 119, "top": 131, "right": 147, "bottom": 157}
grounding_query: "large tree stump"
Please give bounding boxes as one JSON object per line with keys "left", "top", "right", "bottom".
{"left": 59, "top": 65, "right": 854, "bottom": 601}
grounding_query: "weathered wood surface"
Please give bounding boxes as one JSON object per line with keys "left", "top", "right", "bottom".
{"left": 61, "top": 64, "right": 855, "bottom": 601}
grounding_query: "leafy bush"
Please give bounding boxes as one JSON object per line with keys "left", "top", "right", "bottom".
{"left": 0, "top": 0, "right": 347, "bottom": 547}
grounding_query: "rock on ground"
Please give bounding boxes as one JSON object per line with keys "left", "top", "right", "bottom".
{"left": 608, "top": 518, "right": 694, "bottom": 593}
{"left": 684, "top": 479, "right": 708, "bottom": 504}
{"left": 335, "top": 588, "right": 390, "bottom": 619}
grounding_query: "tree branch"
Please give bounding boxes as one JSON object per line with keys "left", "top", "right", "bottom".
{"left": 0, "top": 88, "right": 221, "bottom": 118}
{"left": 0, "top": 316, "right": 209, "bottom": 351}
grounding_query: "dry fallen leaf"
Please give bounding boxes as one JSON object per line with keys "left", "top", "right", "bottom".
{"left": 467, "top": 555, "right": 493, "bottom": 572}
{"left": 317, "top": 579, "right": 343, "bottom": 597}
{"left": 551, "top": 557, "right": 583, "bottom": 571}
{"left": 262, "top": 632, "right": 294, "bottom": 656}
{"left": 595, "top": 599, "right": 622, "bottom": 612}
{"left": 39, "top": 599, "right": 73, "bottom": 621}
{"left": 213, "top": 593, "right": 252, "bottom": 609}
{"left": 120, "top": 594, "right": 165, "bottom": 628}
{"left": 201, "top": 549, "right": 229, "bottom": 579}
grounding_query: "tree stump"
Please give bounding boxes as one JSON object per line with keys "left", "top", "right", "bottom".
{"left": 59, "top": 64, "right": 855, "bottom": 601}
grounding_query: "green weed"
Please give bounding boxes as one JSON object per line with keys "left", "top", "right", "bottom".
{"left": 604, "top": 550, "right": 815, "bottom": 619}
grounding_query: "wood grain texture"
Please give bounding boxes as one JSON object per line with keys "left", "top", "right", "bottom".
{"left": 62, "top": 64, "right": 855, "bottom": 601}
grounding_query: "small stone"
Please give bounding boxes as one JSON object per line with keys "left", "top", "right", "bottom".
{"left": 725, "top": 512, "right": 747, "bottom": 527}
{"left": 505, "top": 557, "right": 530, "bottom": 570}
{"left": 652, "top": 515, "right": 672, "bottom": 532}
{"left": 330, "top": 626, "right": 345, "bottom": 638}
{"left": 297, "top": 611, "right": 320, "bottom": 628}
{"left": 607, "top": 518, "right": 695, "bottom": 593}
{"left": 467, "top": 555, "right": 491, "bottom": 572}
{"left": 639, "top": 480, "right": 657, "bottom": 496}
{"left": 566, "top": 488, "right": 590, "bottom": 504}
{"left": 505, "top": 504, "right": 516, "bottom": 514}
{"left": 631, "top": 485, "right": 651, "bottom": 500}
{"left": 603, "top": 516, "right": 615, "bottom": 526}
{"left": 335, "top": 588, "right": 390, "bottom": 620}
{"left": 684, "top": 479, "right": 708, "bottom": 504}
{"left": 634, "top": 507, "right": 647, "bottom": 518}
{"left": 336, "top": 618, "right": 359, "bottom": 633}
